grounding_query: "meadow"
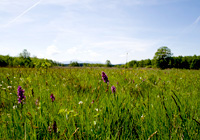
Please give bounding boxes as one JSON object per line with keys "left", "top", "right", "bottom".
{"left": 0, "top": 67, "right": 200, "bottom": 139}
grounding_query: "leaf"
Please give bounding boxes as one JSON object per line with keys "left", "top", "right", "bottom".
{"left": 58, "top": 109, "right": 67, "bottom": 114}
{"left": 94, "top": 113, "right": 99, "bottom": 118}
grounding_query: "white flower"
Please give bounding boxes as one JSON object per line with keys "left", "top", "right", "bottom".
{"left": 78, "top": 101, "right": 83, "bottom": 104}
{"left": 66, "top": 113, "right": 68, "bottom": 120}
{"left": 93, "top": 121, "right": 96, "bottom": 125}
{"left": 13, "top": 105, "right": 17, "bottom": 109}
{"left": 7, "top": 86, "right": 12, "bottom": 89}
{"left": 10, "top": 93, "right": 12, "bottom": 95}
{"left": 141, "top": 114, "right": 145, "bottom": 120}
{"left": 0, "top": 84, "right": 2, "bottom": 87}
{"left": 95, "top": 108, "right": 99, "bottom": 112}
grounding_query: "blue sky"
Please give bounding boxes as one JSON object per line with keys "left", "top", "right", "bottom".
{"left": 0, "top": 0, "right": 200, "bottom": 64}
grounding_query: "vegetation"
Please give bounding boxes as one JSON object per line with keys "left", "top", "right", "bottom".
{"left": 0, "top": 67, "right": 200, "bottom": 139}
{"left": 0, "top": 49, "right": 62, "bottom": 68}
{"left": 105, "top": 60, "right": 112, "bottom": 67}
{"left": 69, "top": 61, "right": 80, "bottom": 67}
{"left": 1, "top": 47, "right": 200, "bottom": 69}
{"left": 153, "top": 46, "right": 173, "bottom": 69}
{"left": 125, "top": 46, "right": 200, "bottom": 69}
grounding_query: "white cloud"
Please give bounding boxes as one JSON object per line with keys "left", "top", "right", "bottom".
{"left": 84, "top": 50, "right": 99, "bottom": 57}
{"left": 90, "top": 37, "right": 158, "bottom": 52}
{"left": 46, "top": 45, "right": 60, "bottom": 56}
{"left": 66, "top": 47, "right": 78, "bottom": 54}
{"left": 66, "top": 47, "right": 99, "bottom": 57}
{"left": 119, "top": 54, "right": 126, "bottom": 58}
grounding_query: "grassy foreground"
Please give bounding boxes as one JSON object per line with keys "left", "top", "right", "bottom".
{"left": 0, "top": 67, "right": 200, "bottom": 139}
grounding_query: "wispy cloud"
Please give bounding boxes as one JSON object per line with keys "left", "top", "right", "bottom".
{"left": 66, "top": 47, "right": 99, "bottom": 57}
{"left": 46, "top": 45, "right": 60, "bottom": 56}
{"left": 4, "top": 0, "right": 42, "bottom": 27}
{"left": 192, "top": 16, "right": 200, "bottom": 26}
{"left": 66, "top": 47, "right": 78, "bottom": 54}
{"left": 180, "top": 15, "right": 200, "bottom": 35}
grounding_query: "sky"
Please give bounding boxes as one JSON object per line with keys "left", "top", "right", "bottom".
{"left": 0, "top": 0, "right": 200, "bottom": 64}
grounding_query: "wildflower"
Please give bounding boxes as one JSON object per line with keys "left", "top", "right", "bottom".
{"left": 141, "top": 114, "right": 145, "bottom": 120}
{"left": 91, "top": 100, "right": 94, "bottom": 104}
{"left": 102, "top": 71, "right": 109, "bottom": 83}
{"left": 50, "top": 94, "right": 55, "bottom": 102}
{"left": 66, "top": 113, "right": 68, "bottom": 120}
{"left": 111, "top": 85, "right": 116, "bottom": 93}
{"left": 48, "top": 126, "right": 52, "bottom": 133}
{"left": 133, "top": 80, "right": 135, "bottom": 83}
{"left": 13, "top": 105, "right": 17, "bottom": 109}
{"left": 78, "top": 101, "right": 83, "bottom": 104}
{"left": 35, "top": 99, "right": 39, "bottom": 106}
{"left": 17, "top": 86, "right": 26, "bottom": 104}
{"left": 53, "top": 121, "right": 57, "bottom": 133}
{"left": 7, "top": 86, "right": 12, "bottom": 89}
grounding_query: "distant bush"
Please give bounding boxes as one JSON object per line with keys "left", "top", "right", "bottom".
{"left": 69, "top": 61, "right": 80, "bottom": 67}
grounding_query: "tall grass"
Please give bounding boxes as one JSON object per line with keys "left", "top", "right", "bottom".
{"left": 0, "top": 68, "right": 200, "bottom": 139}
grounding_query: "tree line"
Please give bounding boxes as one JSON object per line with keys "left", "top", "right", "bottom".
{"left": 0, "top": 49, "right": 62, "bottom": 68}
{"left": 126, "top": 46, "right": 200, "bottom": 69}
{"left": 126, "top": 55, "right": 200, "bottom": 69}
{"left": 1, "top": 47, "right": 200, "bottom": 69}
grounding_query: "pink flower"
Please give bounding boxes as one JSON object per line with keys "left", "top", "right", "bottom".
{"left": 17, "top": 86, "right": 26, "bottom": 103}
{"left": 50, "top": 94, "right": 55, "bottom": 102}
{"left": 111, "top": 85, "right": 116, "bottom": 93}
{"left": 102, "top": 71, "right": 109, "bottom": 83}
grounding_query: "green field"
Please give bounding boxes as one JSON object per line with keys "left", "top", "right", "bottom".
{"left": 0, "top": 68, "right": 200, "bottom": 139}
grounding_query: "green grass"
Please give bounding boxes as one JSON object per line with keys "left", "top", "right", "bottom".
{"left": 0, "top": 67, "right": 200, "bottom": 139}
